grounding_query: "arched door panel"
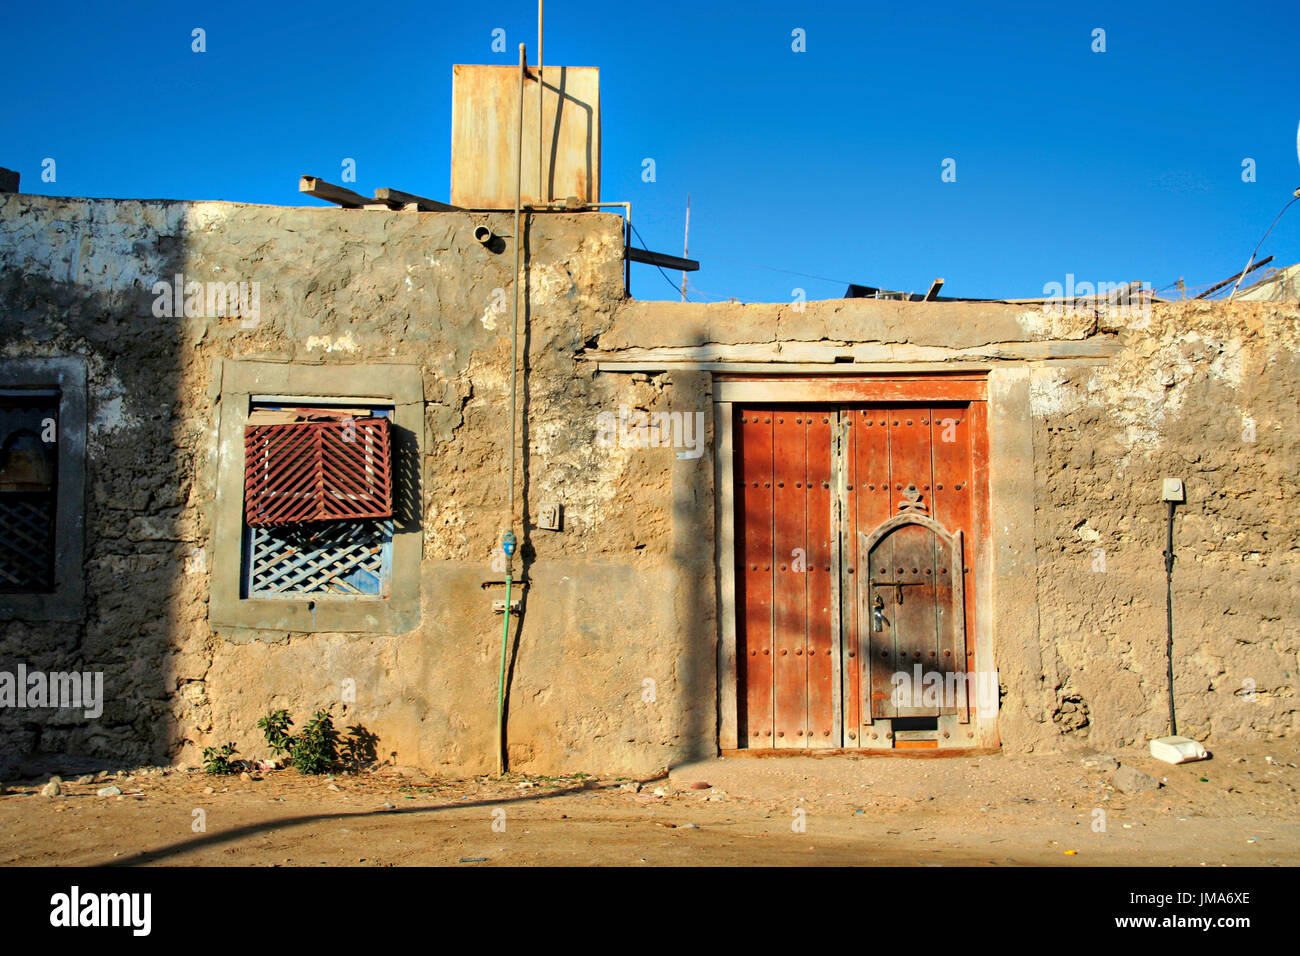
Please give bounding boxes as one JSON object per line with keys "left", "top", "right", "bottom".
{"left": 859, "top": 484, "right": 967, "bottom": 723}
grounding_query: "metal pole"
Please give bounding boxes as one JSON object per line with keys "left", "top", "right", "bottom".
{"left": 1164, "top": 500, "right": 1177, "bottom": 737}
{"left": 681, "top": 194, "right": 690, "bottom": 302}
{"left": 1228, "top": 191, "right": 1300, "bottom": 299}
{"left": 538, "top": 0, "right": 545, "bottom": 204}
{"left": 497, "top": 42, "right": 527, "bottom": 777}
{"left": 510, "top": 43, "right": 525, "bottom": 526}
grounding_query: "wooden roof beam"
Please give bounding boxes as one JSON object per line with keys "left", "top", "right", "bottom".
{"left": 298, "top": 176, "right": 375, "bottom": 208}
{"left": 373, "top": 188, "right": 462, "bottom": 212}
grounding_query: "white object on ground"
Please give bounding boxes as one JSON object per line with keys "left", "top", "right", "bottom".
{"left": 1149, "top": 736, "right": 1209, "bottom": 765}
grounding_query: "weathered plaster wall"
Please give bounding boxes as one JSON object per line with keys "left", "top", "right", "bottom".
{"left": 0, "top": 194, "right": 718, "bottom": 777}
{"left": 1, "top": 191, "right": 1295, "bottom": 776}
{"left": 1028, "top": 301, "right": 1300, "bottom": 749}
{"left": 593, "top": 296, "right": 1300, "bottom": 752}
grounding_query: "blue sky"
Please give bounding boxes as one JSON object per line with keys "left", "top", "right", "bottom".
{"left": 3, "top": 0, "right": 1298, "bottom": 301}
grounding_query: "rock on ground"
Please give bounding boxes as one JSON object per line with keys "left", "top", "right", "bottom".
{"left": 1082, "top": 754, "right": 1120, "bottom": 772}
{"left": 1111, "top": 765, "right": 1161, "bottom": 794}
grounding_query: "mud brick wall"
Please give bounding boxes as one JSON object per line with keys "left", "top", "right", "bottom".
{"left": 594, "top": 296, "right": 1300, "bottom": 753}
{"left": 1028, "top": 301, "right": 1300, "bottom": 749}
{"left": 0, "top": 190, "right": 1295, "bottom": 775}
{"left": 0, "top": 194, "right": 718, "bottom": 777}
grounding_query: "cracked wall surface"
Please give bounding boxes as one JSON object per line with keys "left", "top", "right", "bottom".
{"left": 1, "top": 195, "right": 717, "bottom": 777}
{"left": 1029, "top": 301, "right": 1299, "bottom": 749}
{"left": 0, "top": 191, "right": 1295, "bottom": 776}
{"left": 590, "top": 296, "right": 1298, "bottom": 751}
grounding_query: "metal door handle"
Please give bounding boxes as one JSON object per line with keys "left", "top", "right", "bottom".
{"left": 872, "top": 580, "right": 923, "bottom": 605}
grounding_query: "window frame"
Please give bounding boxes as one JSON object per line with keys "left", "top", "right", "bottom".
{"left": 0, "top": 357, "right": 87, "bottom": 622}
{"left": 209, "top": 361, "right": 422, "bottom": 635}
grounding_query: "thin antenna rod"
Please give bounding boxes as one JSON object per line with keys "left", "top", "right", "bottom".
{"left": 681, "top": 194, "right": 690, "bottom": 302}
{"left": 1228, "top": 191, "right": 1300, "bottom": 299}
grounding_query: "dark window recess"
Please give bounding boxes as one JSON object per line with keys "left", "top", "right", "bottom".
{"left": 892, "top": 716, "right": 939, "bottom": 741}
{"left": 0, "top": 393, "right": 59, "bottom": 593}
{"left": 241, "top": 403, "right": 394, "bottom": 600}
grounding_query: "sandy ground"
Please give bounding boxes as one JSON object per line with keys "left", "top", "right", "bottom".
{"left": 1, "top": 740, "right": 1296, "bottom": 867}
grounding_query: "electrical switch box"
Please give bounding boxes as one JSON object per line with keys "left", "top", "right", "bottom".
{"left": 1161, "top": 478, "right": 1185, "bottom": 503}
{"left": 493, "top": 597, "right": 521, "bottom": 615}
{"left": 537, "top": 502, "right": 562, "bottom": 531}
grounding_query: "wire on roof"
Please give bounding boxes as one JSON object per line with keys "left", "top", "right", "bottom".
{"left": 697, "top": 253, "right": 856, "bottom": 288}
{"left": 629, "top": 222, "right": 695, "bottom": 300}
{"left": 684, "top": 278, "right": 744, "bottom": 303}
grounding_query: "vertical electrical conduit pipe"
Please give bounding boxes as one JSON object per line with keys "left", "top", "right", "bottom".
{"left": 497, "top": 42, "right": 527, "bottom": 777}
{"left": 538, "top": 0, "right": 545, "bottom": 206}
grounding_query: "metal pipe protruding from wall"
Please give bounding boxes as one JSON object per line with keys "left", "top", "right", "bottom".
{"left": 474, "top": 225, "right": 495, "bottom": 246}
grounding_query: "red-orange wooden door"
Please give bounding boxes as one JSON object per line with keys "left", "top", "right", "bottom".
{"left": 735, "top": 408, "right": 836, "bottom": 748}
{"left": 735, "top": 401, "right": 984, "bottom": 749}
{"left": 844, "top": 404, "right": 981, "bottom": 741}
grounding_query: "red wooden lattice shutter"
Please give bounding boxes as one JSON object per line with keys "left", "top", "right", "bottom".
{"left": 243, "top": 418, "right": 393, "bottom": 526}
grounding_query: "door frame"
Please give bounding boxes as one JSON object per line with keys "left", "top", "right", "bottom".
{"left": 714, "top": 372, "right": 1008, "bottom": 753}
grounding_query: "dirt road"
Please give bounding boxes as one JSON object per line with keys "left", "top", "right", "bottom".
{"left": 1, "top": 741, "right": 1295, "bottom": 866}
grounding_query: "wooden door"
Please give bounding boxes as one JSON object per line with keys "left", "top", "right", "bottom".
{"left": 735, "top": 407, "right": 837, "bottom": 748}
{"left": 843, "top": 403, "right": 982, "bottom": 747}
{"left": 736, "top": 399, "right": 985, "bottom": 750}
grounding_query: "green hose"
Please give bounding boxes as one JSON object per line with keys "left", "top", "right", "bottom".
{"left": 496, "top": 571, "right": 512, "bottom": 775}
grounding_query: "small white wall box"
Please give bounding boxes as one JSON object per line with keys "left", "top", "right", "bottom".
{"left": 492, "top": 597, "right": 522, "bottom": 614}
{"left": 1150, "top": 736, "right": 1208, "bottom": 764}
{"left": 1161, "top": 478, "right": 1185, "bottom": 502}
{"left": 537, "top": 502, "right": 562, "bottom": 531}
